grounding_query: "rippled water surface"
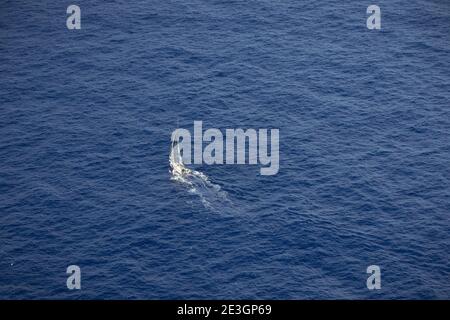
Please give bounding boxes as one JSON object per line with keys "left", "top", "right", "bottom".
{"left": 0, "top": 0, "right": 449, "bottom": 299}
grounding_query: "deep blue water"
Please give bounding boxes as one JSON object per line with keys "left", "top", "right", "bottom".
{"left": 1, "top": 0, "right": 449, "bottom": 299}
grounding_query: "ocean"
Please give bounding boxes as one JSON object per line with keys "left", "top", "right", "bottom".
{"left": 0, "top": 0, "right": 449, "bottom": 299}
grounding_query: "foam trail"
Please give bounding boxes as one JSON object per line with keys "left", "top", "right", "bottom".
{"left": 169, "top": 138, "right": 232, "bottom": 211}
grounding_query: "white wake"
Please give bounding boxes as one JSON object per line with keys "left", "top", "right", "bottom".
{"left": 169, "top": 138, "right": 231, "bottom": 211}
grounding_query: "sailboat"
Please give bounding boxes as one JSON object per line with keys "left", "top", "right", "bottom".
{"left": 169, "top": 137, "right": 192, "bottom": 177}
